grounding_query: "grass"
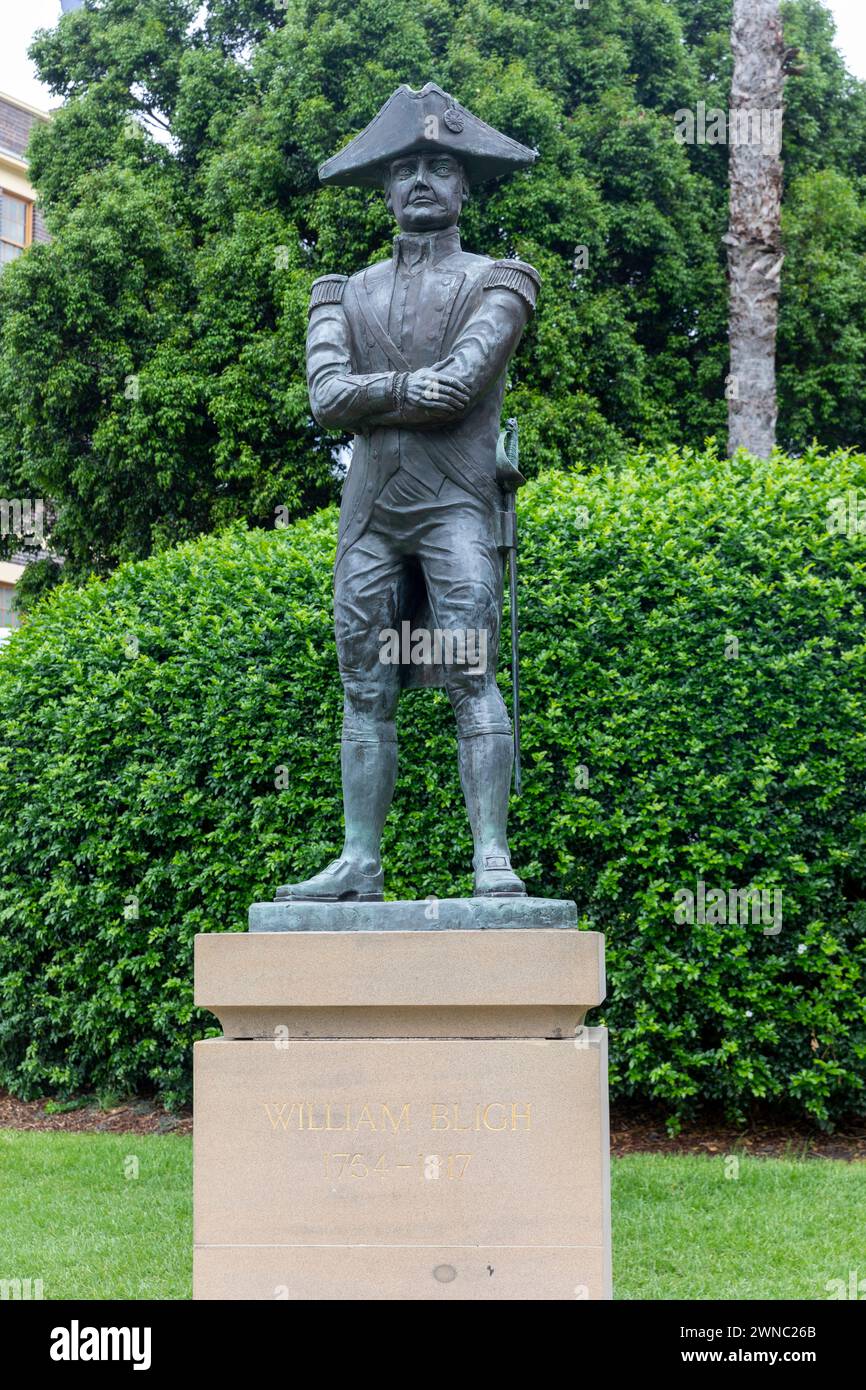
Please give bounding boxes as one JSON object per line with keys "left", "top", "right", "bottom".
{"left": 612, "top": 1153, "right": 866, "bottom": 1300}
{"left": 0, "top": 1132, "right": 192, "bottom": 1300}
{"left": 0, "top": 1132, "right": 863, "bottom": 1299}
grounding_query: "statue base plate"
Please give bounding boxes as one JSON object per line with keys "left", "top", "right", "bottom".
{"left": 193, "top": 908, "right": 611, "bottom": 1300}
{"left": 248, "top": 895, "right": 577, "bottom": 932}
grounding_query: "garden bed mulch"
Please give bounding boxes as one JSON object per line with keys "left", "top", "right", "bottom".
{"left": 2, "top": 1091, "right": 865, "bottom": 1157}
{"left": 0, "top": 1090, "right": 192, "bottom": 1136}
{"left": 609, "top": 1107, "right": 866, "bottom": 1161}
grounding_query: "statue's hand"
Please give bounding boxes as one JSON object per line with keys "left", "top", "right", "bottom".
{"left": 403, "top": 369, "right": 471, "bottom": 416}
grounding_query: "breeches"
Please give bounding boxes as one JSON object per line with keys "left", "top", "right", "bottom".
{"left": 334, "top": 468, "right": 510, "bottom": 742}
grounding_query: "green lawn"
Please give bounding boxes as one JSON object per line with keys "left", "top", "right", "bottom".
{"left": 0, "top": 1132, "right": 192, "bottom": 1300}
{"left": 1, "top": 1132, "right": 863, "bottom": 1299}
{"left": 613, "top": 1152, "right": 866, "bottom": 1300}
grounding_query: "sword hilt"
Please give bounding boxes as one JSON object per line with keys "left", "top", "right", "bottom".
{"left": 496, "top": 417, "right": 525, "bottom": 495}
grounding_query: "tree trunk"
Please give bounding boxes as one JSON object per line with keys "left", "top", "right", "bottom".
{"left": 726, "top": 0, "right": 785, "bottom": 458}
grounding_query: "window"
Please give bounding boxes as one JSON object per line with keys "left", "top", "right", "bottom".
{"left": 0, "top": 191, "right": 32, "bottom": 264}
{"left": 0, "top": 583, "right": 21, "bottom": 629}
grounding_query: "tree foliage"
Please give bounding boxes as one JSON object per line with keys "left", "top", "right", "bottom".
{"left": 0, "top": 0, "right": 864, "bottom": 592}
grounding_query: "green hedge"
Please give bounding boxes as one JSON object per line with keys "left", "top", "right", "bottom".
{"left": 2, "top": 444, "right": 866, "bottom": 1124}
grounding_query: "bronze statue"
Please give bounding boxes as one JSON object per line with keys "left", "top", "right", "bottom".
{"left": 277, "top": 82, "right": 539, "bottom": 903}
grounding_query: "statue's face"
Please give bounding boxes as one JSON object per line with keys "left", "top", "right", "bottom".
{"left": 385, "top": 152, "right": 466, "bottom": 232}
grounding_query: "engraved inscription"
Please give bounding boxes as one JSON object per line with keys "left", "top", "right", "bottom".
{"left": 262, "top": 1100, "right": 531, "bottom": 1133}
{"left": 321, "top": 1152, "right": 473, "bottom": 1181}
{"left": 263, "top": 1100, "right": 532, "bottom": 1185}
{"left": 263, "top": 1102, "right": 411, "bottom": 1133}
{"left": 431, "top": 1102, "right": 531, "bottom": 1131}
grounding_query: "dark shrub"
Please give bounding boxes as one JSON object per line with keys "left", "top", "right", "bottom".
{"left": 1, "top": 445, "right": 864, "bottom": 1124}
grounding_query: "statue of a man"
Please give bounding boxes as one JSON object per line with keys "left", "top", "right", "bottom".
{"left": 277, "top": 82, "right": 539, "bottom": 903}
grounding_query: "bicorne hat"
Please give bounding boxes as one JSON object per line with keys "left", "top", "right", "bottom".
{"left": 318, "top": 82, "right": 538, "bottom": 188}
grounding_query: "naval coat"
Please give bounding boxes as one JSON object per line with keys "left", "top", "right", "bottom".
{"left": 305, "top": 226, "right": 540, "bottom": 577}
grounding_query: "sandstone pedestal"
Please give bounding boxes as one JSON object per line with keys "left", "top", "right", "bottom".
{"left": 193, "top": 900, "right": 611, "bottom": 1300}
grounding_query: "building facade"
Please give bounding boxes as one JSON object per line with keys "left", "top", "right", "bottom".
{"left": 0, "top": 90, "right": 49, "bottom": 266}
{"left": 0, "top": 93, "right": 51, "bottom": 641}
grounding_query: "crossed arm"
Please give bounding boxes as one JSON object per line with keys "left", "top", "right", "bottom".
{"left": 306, "top": 286, "right": 530, "bottom": 432}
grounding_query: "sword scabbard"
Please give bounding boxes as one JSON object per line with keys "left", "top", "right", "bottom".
{"left": 496, "top": 419, "right": 523, "bottom": 796}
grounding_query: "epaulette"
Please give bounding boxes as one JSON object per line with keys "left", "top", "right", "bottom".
{"left": 309, "top": 274, "right": 348, "bottom": 311}
{"left": 483, "top": 258, "right": 541, "bottom": 310}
